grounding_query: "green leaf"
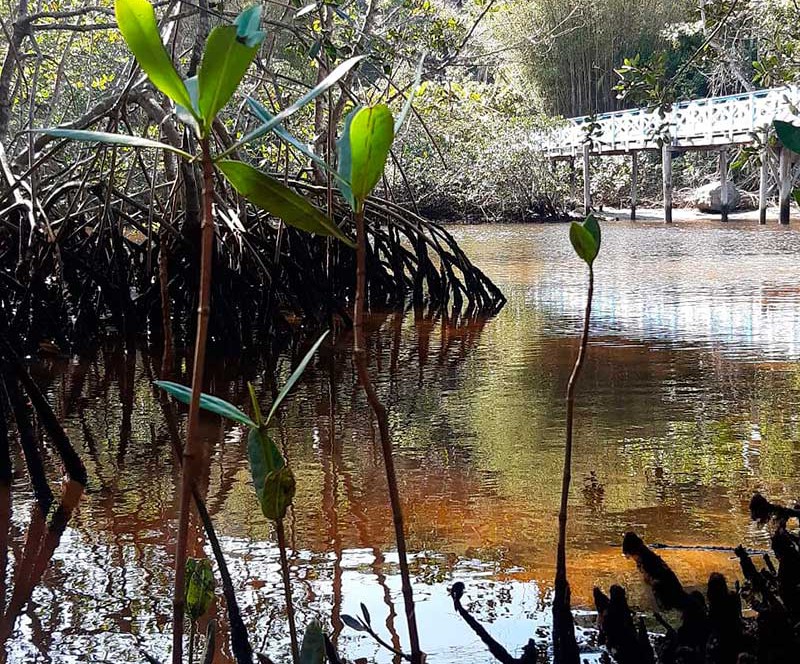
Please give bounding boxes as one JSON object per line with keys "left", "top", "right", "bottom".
{"left": 336, "top": 107, "right": 357, "bottom": 210}
{"left": 775, "top": 120, "right": 800, "bottom": 155}
{"left": 261, "top": 466, "right": 296, "bottom": 520}
{"left": 33, "top": 128, "right": 192, "bottom": 159}
{"left": 197, "top": 24, "right": 261, "bottom": 129}
{"left": 248, "top": 427, "right": 285, "bottom": 485}
{"left": 247, "top": 428, "right": 294, "bottom": 520}
{"left": 299, "top": 620, "right": 326, "bottom": 664}
{"left": 175, "top": 76, "right": 201, "bottom": 137}
{"left": 155, "top": 380, "right": 256, "bottom": 427}
{"left": 234, "top": 5, "right": 266, "bottom": 47}
{"left": 185, "top": 558, "right": 215, "bottom": 621}
{"left": 219, "top": 55, "right": 366, "bottom": 158}
{"left": 247, "top": 382, "right": 264, "bottom": 427}
{"left": 265, "top": 330, "right": 329, "bottom": 426}
{"left": 584, "top": 213, "right": 601, "bottom": 251}
{"left": 346, "top": 105, "right": 395, "bottom": 210}
{"left": 246, "top": 97, "right": 347, "bottom": 185}
{"left": 114, "top": 0, "right": 195, "bottom": 113}
{"left": 394, "top": 53, "right": 425, "bottom": 135}
{"left": 569, "top": 216, "right": 601, "bottom": 266}
{"left": 217, "top": 160, "right": 354, "bottom": 246}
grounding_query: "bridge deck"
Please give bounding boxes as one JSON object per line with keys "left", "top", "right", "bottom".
{"left": 540, "top": 86, "right": 800, "bottom": 157}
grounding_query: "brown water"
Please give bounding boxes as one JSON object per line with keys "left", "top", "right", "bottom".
{"left": 5, "top": 220, "right": 800, "bottom": 663}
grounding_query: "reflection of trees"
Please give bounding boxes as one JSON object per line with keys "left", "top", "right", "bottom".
{"left": 0, "top": 305, "right": 492, "bottom": 660}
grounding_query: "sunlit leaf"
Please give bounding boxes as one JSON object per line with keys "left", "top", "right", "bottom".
{"left": 185, "top": 558, "right": 215, "bottom": 621}
{"left": 155, "top": 380, "right": 256, "bottom": 427}
{"left": 265, "top": 331, "right": 329, "bottom": 426}
{"left": 775, "top": 120, "right": 800, "bottom": 155}
{"left": 569, "top": 216, "right": 601, "bottom": 266}
{"left": 217, "top": 160, "right": 354, "bottom": 246}
{"left": 346, "top": 105, "right": 394, "bottom": 210}
{"left": 114, "top": 0, "right": 195, "bottom": 113}
{"left": 220, "top": 55, "right": 366, "bottom": 158}
{"left": 33, "top": 128, "right": 193, "bottom": 159}
{"left": 197, "top": 24, "right": 261, "bottom": 129}
{"left": 299, "top": 620, "right": 326, "bottom": 664}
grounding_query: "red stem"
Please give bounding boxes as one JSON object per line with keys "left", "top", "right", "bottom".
{"left": 173, "top": 138, "right": 215, "bottom": 664}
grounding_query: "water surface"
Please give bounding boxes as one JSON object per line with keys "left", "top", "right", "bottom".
{"left": 6, "top": 220, "right": 800, "bottom": 663}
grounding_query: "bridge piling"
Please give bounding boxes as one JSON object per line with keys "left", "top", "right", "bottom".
{"left": 779, "top": 147, "right": 792, "bottom": 225}
{"left": 759, "top": 147, "right": 769, "bottom": 225}
{"left": 662, "top": 143, "right": 673, "bottom": 224}
{"left": 630, "top": 151, "right": 638, "bottom": 220}
{"left": 719, "top": 148, "right": 729, "bottom": 222}
{"left": 582, "top": 143, "right": 591, "bottom": 214}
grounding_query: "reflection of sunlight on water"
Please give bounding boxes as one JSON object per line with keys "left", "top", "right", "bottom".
{"left": 6, "top": 220, "right": 800, "bottom": 662}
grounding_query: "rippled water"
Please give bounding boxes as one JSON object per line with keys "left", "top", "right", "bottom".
{"left": 5, "top": 220, "right": 800, "bottom": 663}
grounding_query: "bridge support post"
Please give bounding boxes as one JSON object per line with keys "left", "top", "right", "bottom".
{"left": 662, "top": 142, "right": 673, "bottom": 224}
{"left": 759, "top": 147, "right": 769, "bottom": 225}
{"left": 779, "top": 147, "right": 792, "bottom": 225}
{"left": 630, "top": 151, "right": 638, "bottom": 220}
{"left": 719, "top": 148, "right": 729, "bottom": 222}
{"left": 569, "top": 157, "right": 577, "bottom": 203}
{"left": 582, "top": 143, "right": 591, "bottom": 215}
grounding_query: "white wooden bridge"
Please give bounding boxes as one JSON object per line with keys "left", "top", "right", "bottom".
{"left": 539, "top": 85, "right": 800, "bottom": 223}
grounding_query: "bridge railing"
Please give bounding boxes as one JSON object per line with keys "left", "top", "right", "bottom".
{"left": 537, "top": 86, "right": 800, "bottom": 156}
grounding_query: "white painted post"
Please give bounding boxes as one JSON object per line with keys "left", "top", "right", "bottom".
{"left": 569, "top": 157, "right": 577, "bottom": 203}
{"left": 630, "top": 151, "right": 638, "bottom": 220}
{"left": 662, "top": 142, "right": 673, "bottom": 224}
{"left": 759, "top": 147, "right": 769, "bottom": 225}
{"left": 583, "top": 143, "right": 591, "bottom": 215}
{"left": 719, "top": 148, "right": 729, "bottom": 222}
{"left": 779, "top": 147, "right": 792, "bottom": 225}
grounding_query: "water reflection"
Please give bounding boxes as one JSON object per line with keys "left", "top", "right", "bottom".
{"left": 3, "top": 220, "right": 800, "bottom": 662}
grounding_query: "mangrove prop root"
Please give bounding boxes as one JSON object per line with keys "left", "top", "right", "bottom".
{"left": 1, "top": 145, "right": 505, "bottom": 356}
{"left": 610, "top": 502, "right": 800, "bottom": 664}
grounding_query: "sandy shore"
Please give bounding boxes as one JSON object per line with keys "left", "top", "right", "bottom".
{"left": 597, "top": 205, "right": 797, "bottom": 224}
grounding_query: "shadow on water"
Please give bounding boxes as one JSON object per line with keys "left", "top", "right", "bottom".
{"left": 2, "top": 221, "right": 800, "bottom": 662}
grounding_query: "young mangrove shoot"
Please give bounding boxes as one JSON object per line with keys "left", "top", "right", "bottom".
{"left": 553, "top": 214, "right": 601, "bottom": 664}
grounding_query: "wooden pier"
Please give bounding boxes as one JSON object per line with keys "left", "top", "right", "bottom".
{"left": 540, "top": 86, "right": 800, "bottom": 223}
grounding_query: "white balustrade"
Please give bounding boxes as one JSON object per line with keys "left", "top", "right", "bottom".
{"left": 537, "top": 86, "right": 800, "bottom": 156}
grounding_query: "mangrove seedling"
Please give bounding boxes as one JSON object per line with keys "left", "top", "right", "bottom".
{"left": 553, "top": 214, "right": 601, "bottom": 664}
{"left": 38, "top": 2, "right": 359, "bottom": 660}
{"left": 158, "top": 331, "right": 329, "bottom": 664}
{"left": 334, "top": 102, "right": 424, "bottom": 663}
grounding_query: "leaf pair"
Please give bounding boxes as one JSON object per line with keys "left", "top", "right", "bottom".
{"left": 569, "top": 215, "right": 601, "bottom": 266}
{"left": 117, "top": 0, "right": 264, "bottom": 135}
